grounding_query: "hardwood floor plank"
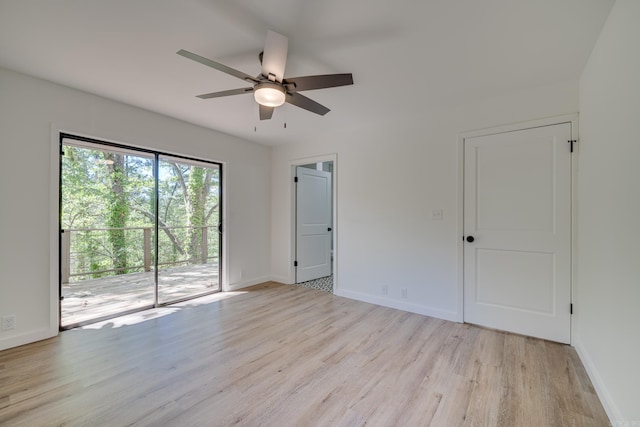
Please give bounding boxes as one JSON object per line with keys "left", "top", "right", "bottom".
{"left": 0, "top": 282, "right": 610, "bottom": 426}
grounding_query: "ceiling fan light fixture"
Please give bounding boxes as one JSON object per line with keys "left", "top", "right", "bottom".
{"left": 254, "top": 82, "right": 285, "bottom": 107}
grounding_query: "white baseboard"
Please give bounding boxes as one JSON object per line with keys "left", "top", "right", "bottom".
{"left": 334, "top": 289, "right": 460, "bottom": 323}
{"left": 225, "top": 276, "right": 276, "bottom": 291}
{"left": 573, "top": 339, "right": 620, "bottom": 425}
{"left": 0, "top": 327, "right": 56, "bottom": 351}
{"left": 268, "top": 275, "right": 291, "bottom": 284}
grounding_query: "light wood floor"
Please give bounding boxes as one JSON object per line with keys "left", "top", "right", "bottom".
{"left": 0, "top": 282, "right": 609, "bottom": 426}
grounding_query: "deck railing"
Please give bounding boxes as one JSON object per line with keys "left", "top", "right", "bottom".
{"left": 61, "top": 225, "right": 218, "bottom": 283}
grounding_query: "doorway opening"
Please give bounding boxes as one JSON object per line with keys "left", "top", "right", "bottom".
{"left": 59, "top": 134, "right": 222, "bottom": 328}
{"left": 294, "top": 160, "right": 334, "bottom": 293}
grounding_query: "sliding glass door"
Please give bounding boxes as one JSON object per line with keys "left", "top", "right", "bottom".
{"left": 60, "top": 135, "right": 222, "bottom": 328}
{"left": 157, "top": 156, "right": 221, "bottom": 303}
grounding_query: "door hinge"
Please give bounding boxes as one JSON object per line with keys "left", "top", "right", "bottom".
{"left": 294, "top": 261, "right": 298, "bottom": 267}
{"left": 568, "top": 139, "right": 577, "bottom": 153}
{"left": 294, "top": 176, "right": 298, "bottom": 183}
{"left": 570, "top": 303, "right": 573, "bottom": 315}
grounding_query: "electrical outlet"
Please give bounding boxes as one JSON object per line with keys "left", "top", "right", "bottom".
{"left": 2, "top": 315, "right": 16, "bottom": 331}
{"left": 401, "top": 288, "right": 408, "bottom": 299}
{"left": 381, "top": 285, "right": 388, "bottom": 295}
{"left": 432, "top": 209, "right": 443, "bottom": 221}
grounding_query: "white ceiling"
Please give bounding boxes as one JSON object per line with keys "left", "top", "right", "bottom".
{"left": 0, "top": 0, "right": 614, "bottom": 146}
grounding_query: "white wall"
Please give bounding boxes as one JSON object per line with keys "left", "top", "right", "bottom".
{"left": 0, "top": 68, "right": 271, "bottom": 351}
{"left": 271, "top": 80, "right": 578, "bottom": 321}
{"left": 576, "top": 0, "right": 640, "bottom": 423}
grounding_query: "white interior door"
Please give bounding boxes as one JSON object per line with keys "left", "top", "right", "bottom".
{"left": 463, "top": 123, "right": 572, "bottom": 343}
{"left": 296, "top": 166, "right": 332, "bottom": 283}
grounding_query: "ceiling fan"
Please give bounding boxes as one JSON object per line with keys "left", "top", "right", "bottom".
{"left": 177, "top": 30, "right": 354, "bottom": 120}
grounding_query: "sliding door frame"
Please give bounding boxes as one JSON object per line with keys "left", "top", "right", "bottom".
{"left": 58, "top": 132, "right": 223, "bottom": 329}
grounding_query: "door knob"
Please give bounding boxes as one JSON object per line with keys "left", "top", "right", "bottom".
{"left": 328, "top": 227, "right": 332, "bottom": 232}
{"left": 466, "top": 236, "right": 475, "bottom": 242}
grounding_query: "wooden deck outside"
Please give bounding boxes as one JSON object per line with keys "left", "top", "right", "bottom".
{"left": 61, "top": 264, "right": 219, "bottom": 326}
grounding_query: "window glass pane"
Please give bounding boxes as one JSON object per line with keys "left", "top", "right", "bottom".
{"left": 60, "top": 142, "right": 155, "bottom": 326}
{"left": 157, "top": 156, "right": 221, "bottom": 303}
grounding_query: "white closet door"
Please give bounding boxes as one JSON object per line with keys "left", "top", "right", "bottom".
{"left": 464, "top": 123, "right": 572, "bottom": 343}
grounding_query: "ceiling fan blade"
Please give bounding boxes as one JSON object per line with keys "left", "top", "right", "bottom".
{"left": 259, "top": 104, "right": 275, "bottom": 120}
{"left": 284, "top": 73, "right": 353, "bottom": 92}
{"left": 285, "top": 92, "right": 330, "bottom": 116}
{"left": 261, "top": 30, "right": 288, "bottom": 82}
{"left": 177, "top": 49, "right": 259, "bottom": 83}
{"left": 196, "top": 87, "right": 254, "bottom": 99}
